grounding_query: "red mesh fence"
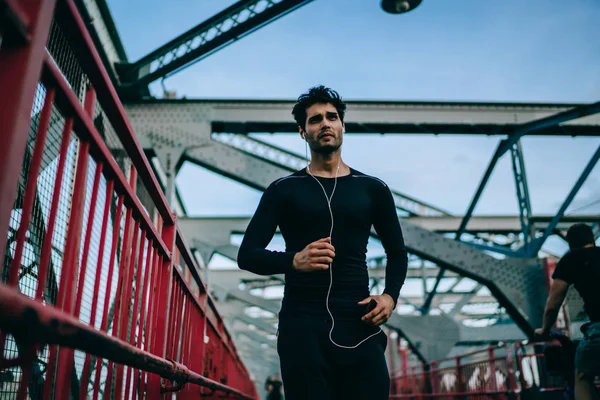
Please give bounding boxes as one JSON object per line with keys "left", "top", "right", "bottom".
{"left": 0, "top": 1, "right": 257, "bottom": 399}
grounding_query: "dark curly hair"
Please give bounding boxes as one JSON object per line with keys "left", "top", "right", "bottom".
{"left": 566, "top": 223, "right": 595, "bottom": 250}
{"left": 291, "top": 85, "right": 347, "bottom": 130}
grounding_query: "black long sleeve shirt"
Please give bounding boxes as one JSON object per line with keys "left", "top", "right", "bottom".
{"left": 237, "top": 167, "right": 408, "bottom": 319}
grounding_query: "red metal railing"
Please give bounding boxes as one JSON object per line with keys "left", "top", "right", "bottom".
{"left": 390, "top": 340, "right": 599, "bottom": 399}
{"left": 391, "top": 345, "right": 515, "bottom": 400}
{"left": 0, "top": 0, "right": 257, "bottom": 399}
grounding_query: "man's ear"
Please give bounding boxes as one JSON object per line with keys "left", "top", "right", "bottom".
{"left": 298, "top": 127, "right": 305, "bottom": 140}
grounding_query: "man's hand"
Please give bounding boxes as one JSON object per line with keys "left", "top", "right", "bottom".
{"left": 293, "top": 237, "right": 335, "bottom": 272}
{"left": 534, "top": 328, "right": 549, "bottom": 338}
{"left": 359, "top": 294, "right": 395, "bottom": 326}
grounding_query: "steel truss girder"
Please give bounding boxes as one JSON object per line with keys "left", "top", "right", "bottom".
{"left": 510, "top": 141, "right": 533, "bottom": 250}
{"left": 385, "top": 315, "right": 526, "bottom": 358}
{"left": 125, "top": 99, "right": 600, "bottom": 137}
{"left": 115, "top": 0, "right": 313, "bottom": 92}
{"left": 528, "top": 145, "right": 600, "bottom": 256}
{"left": 456, "top": 101, "right": 600, "bottom": 242}
{"left": 386, "top": 314, "right": 459, "bottom": 361}
{"left": 127, "top": 103, "right": 548, "bottom": 337}
{"left": 398, "top": 215, "right": 600, "bottom": 234}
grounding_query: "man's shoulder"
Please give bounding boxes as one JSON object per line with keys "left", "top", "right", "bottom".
{"left": 270, "top": 169, "right": 308, "bottom": 188}
{"left": 573, "top": 247, "right": 600, "bottom": 266}
{"left": 349, "top": 168, "right": 389, "bottom": 188}
{"left": 557, "top": 247, "right": 600, "bottom": 273}
{"left": 563, "top": 247, "right": 600, "bottom": 261}
{"left": 556, "top": 251, "right": 575, "bottom": 269}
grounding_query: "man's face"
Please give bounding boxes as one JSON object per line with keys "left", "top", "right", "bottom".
{"left": 301, "top": 103, "right": 344, "bottom": 154}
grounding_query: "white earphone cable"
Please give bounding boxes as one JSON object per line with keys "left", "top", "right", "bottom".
{"left": 306, "top": 157, "right": 381, "bottom": 349}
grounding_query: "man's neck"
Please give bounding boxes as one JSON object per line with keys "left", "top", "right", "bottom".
{"left": 307, "top": 152, "right": 349, "bottom": 177}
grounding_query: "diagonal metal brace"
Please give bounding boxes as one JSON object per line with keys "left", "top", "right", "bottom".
{"left": 457, "top": 100, "right": 600, "bottom": 240}
{"left": 116, "top": 0, "right": 313, "bottom": 90}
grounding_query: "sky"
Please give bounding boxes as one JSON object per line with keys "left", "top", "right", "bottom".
{"left": 106, "top": 0, "right": 600, "bottom": 260}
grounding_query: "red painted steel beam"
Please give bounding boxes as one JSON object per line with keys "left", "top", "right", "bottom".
{"left": 124, "top": 234, "right": 148, "bottom": 397}
{"left": 171, "top": 265, "right": 247, "bottom": 370}
{"left": 92, "top": 194, "right": 123, "bottom": 400}
{"left": 40, "top": 53, "right": 171, "bottom": 259}
{"left": 146, "top": 219, "right": 176, "bottom": 399}
{"left": 0, "top": 0, "right": 31, "bottom": 44}
{"left": 175, "top": 227, "right": 247, "bottom": 361}
{"left": 54, "top": 88, "right": 96, "bottom": 400}
{"left": 74, "top": 161, "right": 104, "bottom": 318}
{"left": 103, "top": 191, "right": 136, "bottom": 398}
{"left": 52, "top": 0, "right": 174, "bottom": 226}
{"left": 0, "top": 285, "right": 256, "bottom": 400}
{"left": 130, "top": 241, "right": 154, "bottom": 399}
{"left": 53, "top": 138, "right": 90, "bottom": 399}
{"left": 175, "top": 227, "right": 207, "bottom": 295}
{"left": 175, "top": 229, "right": 239, "bottom": 348}
{"left": 114, "top": 219, "right": 140, "bottom": 398}
{"left": 0, "top": 1, "right": 256, "bottom": 396}
{"left": 0, "top": 0, "right": 57, "bottom": 273}
{"left": 174, "top": 233, "right": 253, "bottom": 384}
{"left": 78, "top": 178, "right": 114, "bottom": 400}
{"left": 7, "top": 88, "right": 55, "bottom": 287}
{"left": 389, "top": 392, "right": 512, "bottom": 398}
{"left": 35, "top": 117, "right": 74, "bottom": 301}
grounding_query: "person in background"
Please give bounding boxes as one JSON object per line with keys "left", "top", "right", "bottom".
{"left": 265, "top": 372, "right": 283, "bottom": 400}
{"left": 535, "top": 223, "right": 600, "bottom": 400}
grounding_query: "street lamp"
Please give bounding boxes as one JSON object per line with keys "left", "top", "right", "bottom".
{"left": 381, "top": 0, "right": 423, "bottom": 14}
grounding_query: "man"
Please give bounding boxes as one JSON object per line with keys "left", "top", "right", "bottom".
{"left": 237, "top": 85, "right": 408, "bottom": 400}
{"left": 535, "top": 223, "right": 600, "bottom": 400}
{"left": 265, "top": 372, "right": 283, "bottom": 400}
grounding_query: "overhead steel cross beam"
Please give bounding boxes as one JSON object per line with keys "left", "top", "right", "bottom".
{"left": 127, "top": 99, "right": 600, "bottom": 137}
{"left": 421, "top": 101, "right": 600, "bottom": 316}
{"left": 115, "top": 0, "right": 313, "bottom": 94}
{"left": 457, "top": 100, "right": 600, "bottom": 241}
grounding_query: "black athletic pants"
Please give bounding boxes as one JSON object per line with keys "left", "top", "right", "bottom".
{"left": 277, "top": 315, "right": 390, "bottom": 400}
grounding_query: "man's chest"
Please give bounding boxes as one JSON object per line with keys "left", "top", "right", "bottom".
{"left": 279, "top": 182, "right": 374, "bottom": 230}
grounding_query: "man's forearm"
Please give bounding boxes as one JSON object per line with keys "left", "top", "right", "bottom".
{"left": 382, "top": 250, "right": 408, "bottom": 308}
{"left": 541, "top": 306, "right": 560, "bottom": 332}
{"left": 538, "top": 279, "right": 570, "bottom": 333}
{"left": 237, "top": 247, "right": 296, "bottom": 276}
